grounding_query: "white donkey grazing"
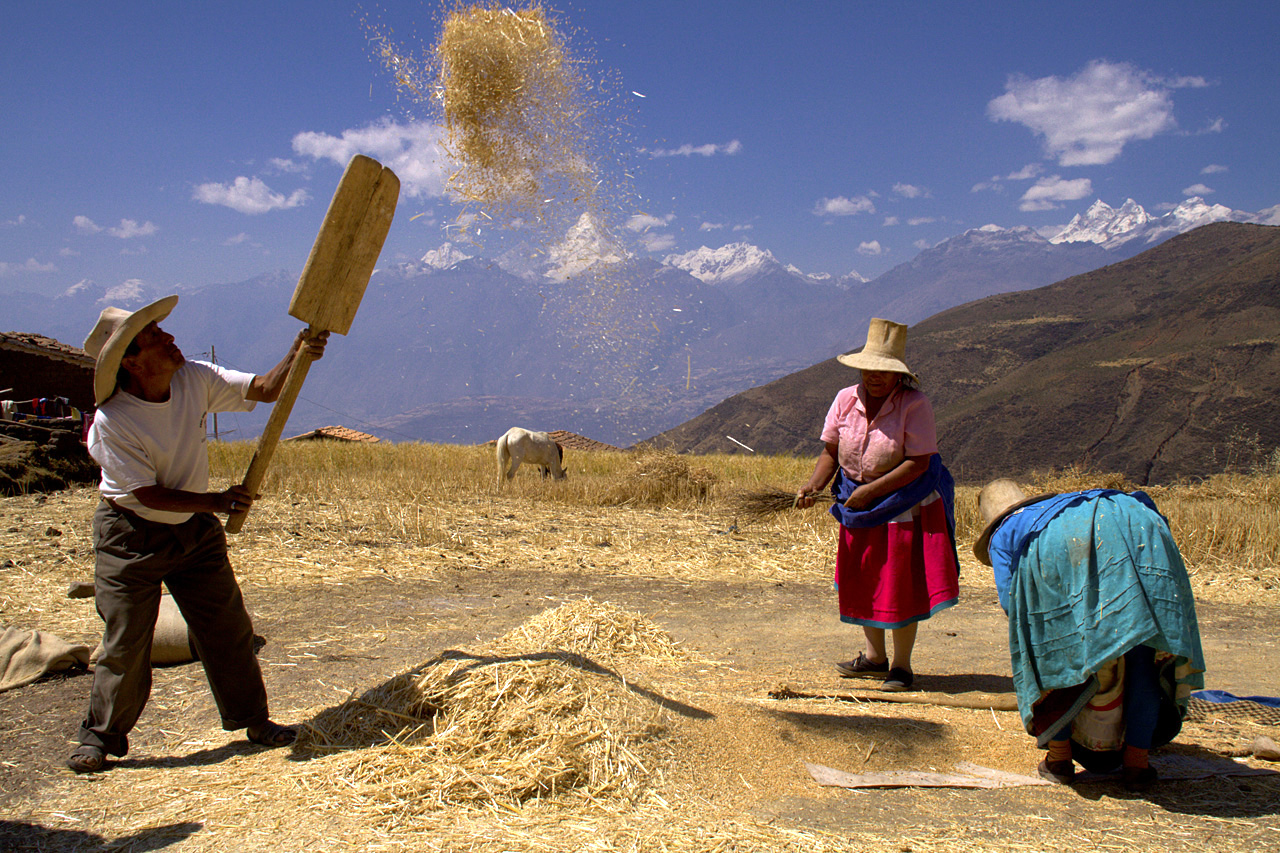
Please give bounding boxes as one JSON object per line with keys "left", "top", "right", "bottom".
{"left": 496, "top": 427, "right": 567, "bottom": 488}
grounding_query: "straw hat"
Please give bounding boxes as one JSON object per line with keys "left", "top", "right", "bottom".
{"left": 83, "top": 295, "right": 180, "bottom": 405}
{"left": 836, "top": 317, "right": 918, "bottom": 382}
{"left": 972, "top": 478, "right": 1056, "bottom": 565}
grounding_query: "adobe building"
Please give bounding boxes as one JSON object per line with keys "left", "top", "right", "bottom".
{"left": 0, "top": 331, "right": 95, "bottom": 413}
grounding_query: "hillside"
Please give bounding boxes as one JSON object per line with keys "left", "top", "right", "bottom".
{"left": 648, "top": 222, "right": 1280, "bottom": 485}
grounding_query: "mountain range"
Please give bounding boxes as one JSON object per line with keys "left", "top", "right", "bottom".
{"left": 648, "top": 221, "right": 1280, "bottom": 485}
{"left": 6, "top": 197, "right": 1276, "bottom": 449}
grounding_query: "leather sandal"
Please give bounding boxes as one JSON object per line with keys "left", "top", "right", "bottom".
{"left": 1122, "top": 765, "right": 1158, "bottom": 791}
{"left": 67, "top": 744, "right": 106, "bottom": 774}
{"left": 246, "top": 720, "right": 297, "bottom": 748}
{"left": 1038, "top": 758, "right": 1076, "bottom": 784}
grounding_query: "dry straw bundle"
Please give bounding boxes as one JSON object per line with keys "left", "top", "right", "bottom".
{"left": 727, "top": 485, "right": 835, "bottom": 523}
{"left": 306, "top": 599, "right": 684, "bottom": 814}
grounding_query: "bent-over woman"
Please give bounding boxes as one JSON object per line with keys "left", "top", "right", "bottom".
{"left": 974, "top": 478, "right": 1205, "bottom": 789}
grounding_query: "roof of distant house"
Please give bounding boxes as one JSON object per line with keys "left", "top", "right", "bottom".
{"left": 0, "top": 332, "right": 93, "bottom": 367}
{"left": 284, "top": 425, "right": 381, "bottom": 443}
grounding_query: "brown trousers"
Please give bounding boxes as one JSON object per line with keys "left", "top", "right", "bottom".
{"left": 79, "top": 502, "right": 269, "bottom": 756}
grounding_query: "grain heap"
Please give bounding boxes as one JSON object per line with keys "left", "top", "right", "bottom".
{"left": 306, "top": 599, "right": 689, "bottom": 814}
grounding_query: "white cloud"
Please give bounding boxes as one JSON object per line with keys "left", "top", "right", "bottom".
{"left": 1018, "top": 175, "right": 1093, "bottom": 211}
{"left": 223, "top": 232, "right": 252, "bottom": 246}
{"left": 268, "top": 157, "right": 307, "bottom": 173}
{"left": 1201, "top": 164, "right": 1227, "bottom": 174}
{"left": 626, "top": 213, "right": 674, "bottom": 231}
{"left": 293, "top": 118, "right": 448, "bottom": 199}
{"left": 988, "top": 59, "right": 1193, "bottom": 166}
{"left": 646, "top": 139, "right": 742, "bottom": 158}
{"left": 1198, "top": 117, "right": 1226, "bottom": 134}
{"left": 1182, "top": 183, "right": 1214, "bottom": 196}
{"left": 2, "top": 214, "right": 26, "bottom": 227}
{"left": 59, "top": 247, "right": 79, "bottom": 257}
{"left": 108, "top": 219, "right": 158, "bottom": 238}
{"left": 1006, "top": 164, "right": 1043, "bottom": 180}
{"left": 1255, "top": 204, "right": 1280, "bottom": 225}
{"left": 857, "top": 240, "right": 885, "bottom": 256}
{"left": 814, "top": 195, "right": 875, "bottom": 216}
{"left": 907, "top": 217, "right": 936, "bottom": 226}
{"left": 639, "top": 232, "right": 677, "bottom": 252}
{"left": 699, "top": 221, "right": 725, "bottom": 231}
{"left": 971, "top": 180, "right": 1002, "bottom": 193}
{"left": 73, "top": 215, "right": 158, "bottom": 237}
{"left": 893, "top": 183, "right": 930, "bottom": 199}
{"left": 0, "top": 257, "right": 57, "bottom": 276}
{"left": 883, "top": 216, "right": 900, "bottom": 226}
{"left": 193, "top": 177, "right": 310, "bottom": 214}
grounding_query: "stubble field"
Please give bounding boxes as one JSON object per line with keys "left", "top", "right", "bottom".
{"left": 2, "top": 442, "right": 1278, "bottom": 852}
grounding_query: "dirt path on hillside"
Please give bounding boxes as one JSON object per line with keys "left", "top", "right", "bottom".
{"left": 2, "top": 491, "right": 1278, "bottom": 852}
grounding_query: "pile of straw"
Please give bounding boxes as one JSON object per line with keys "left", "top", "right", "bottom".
{"left": 489, "top": 597, "right": 694, "bottom": 665}
{"left": 726, "top": 485, "right": 834, "bottom": 523}
{"left": 604, "top": 450, "right": 718, "bottom": 506}
{"left": 307, "top": 599, "right": 681, "bottom": 813}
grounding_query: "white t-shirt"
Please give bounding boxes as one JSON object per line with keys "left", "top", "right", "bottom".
{"left": 88, "top": 361, "right": 257, "bottom": 524}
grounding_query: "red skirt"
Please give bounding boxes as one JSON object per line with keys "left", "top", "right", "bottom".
{"left": 835, "top": 491, "right": 959, "bottom": 628}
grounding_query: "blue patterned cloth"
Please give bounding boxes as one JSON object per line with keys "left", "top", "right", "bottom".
{"left": 987, "top": 491, "right": 1205, "bottom": 734}
{"left": 828, "top": 453, "right": 955, "bottom": 533}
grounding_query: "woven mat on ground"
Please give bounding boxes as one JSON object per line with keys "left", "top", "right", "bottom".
{"left": 1187, "top": 696, "right": 1280, "bottom": 725}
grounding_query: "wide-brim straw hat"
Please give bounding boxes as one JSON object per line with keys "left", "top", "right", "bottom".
{"left": 972, "top": 478, "right": 1056, "bottom": 566}
{"left": 836, "top": 317, "right": 919, "bottom": 383}
{"left": 83, "top": 295, "right": 179, "bottom": 405}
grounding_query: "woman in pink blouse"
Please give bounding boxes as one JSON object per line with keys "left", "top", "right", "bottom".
{"left": 797, "top": 318, "right": 959, "bottom": 691}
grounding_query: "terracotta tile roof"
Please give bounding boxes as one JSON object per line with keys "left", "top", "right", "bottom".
{"left": 545, "top": 430, "right": 623, "bottom": 452}
{"left": 0, "top": 332, "right": 94, "bottom": 367}
{"left": 482, "top": 430, "right": 623, "bottom": 451}
{"left": 284, "top": 425, "right": 381, "bottom": 443}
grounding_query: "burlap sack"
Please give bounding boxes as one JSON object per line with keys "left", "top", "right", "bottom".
{"left": 88, "top": 592, "right": 196, "bottom": 667}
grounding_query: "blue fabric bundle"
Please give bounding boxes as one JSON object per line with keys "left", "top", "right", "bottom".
{"left": 998, "top": 492, "right": 1205, "bottom": 733}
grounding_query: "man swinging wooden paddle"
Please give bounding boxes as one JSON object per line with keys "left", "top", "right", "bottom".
{"left": 68, "top": 155, "right": 399, "bottom": 773}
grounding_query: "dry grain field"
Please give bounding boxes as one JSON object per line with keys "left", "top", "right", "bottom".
{"left": 2, "top": 443, "right": 1279, "bottom": 852}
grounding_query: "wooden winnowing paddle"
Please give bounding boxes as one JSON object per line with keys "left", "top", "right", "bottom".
{"left": 225, "top": 154, "right": 399, "bottom": 533}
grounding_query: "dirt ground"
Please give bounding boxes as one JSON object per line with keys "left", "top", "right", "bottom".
{"left": 2, "top": 487, "right": 1278, "bottom": 852}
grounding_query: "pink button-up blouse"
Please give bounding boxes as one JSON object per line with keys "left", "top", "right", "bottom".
{"left": 820, "top": 384, "right": 938, "bottom": 483}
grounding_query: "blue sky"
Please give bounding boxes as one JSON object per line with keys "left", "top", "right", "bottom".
{"left": 3, "top": 1, "right": 1278, "bottom": 301}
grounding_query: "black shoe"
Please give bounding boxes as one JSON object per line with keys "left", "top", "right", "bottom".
{"left": 835, "top": 652, "right": 889, "bottom": 678}
{"left": 881, "top": 667, "right": 914, "bottom": 692}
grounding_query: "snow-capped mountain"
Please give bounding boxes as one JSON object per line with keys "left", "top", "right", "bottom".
{"left": 663, "top": 242, "right": 784, "bottom": 286}
{"left": 1050, "top": 197, "right": 1256, "bottom": 250}
{"left": 1050, "top": 199, "right": 1153, "bottom": 245}
{"left": 420, "top": 242, "right": 473, "bottom": 270}
{"left": 544, "top": 213, "right": 629, "bottom": 281}
{"left": 1123, "top": 197, "right": 1254, "bottom": 247}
